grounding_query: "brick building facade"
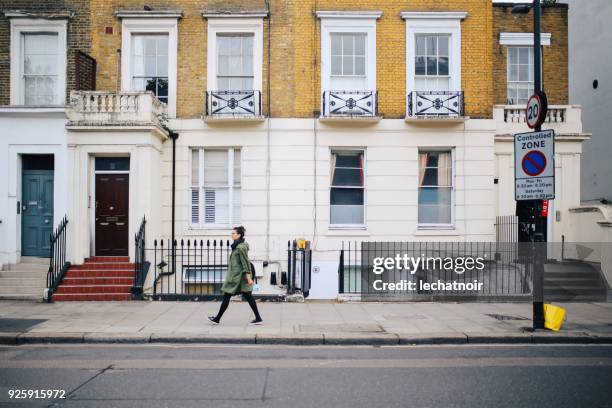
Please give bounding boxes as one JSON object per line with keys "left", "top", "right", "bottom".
{"left": 0, "top": 1, "right": 591, "bottom": 301}
{"left": 0, "top": 0, "right": 92, "bottom": 104}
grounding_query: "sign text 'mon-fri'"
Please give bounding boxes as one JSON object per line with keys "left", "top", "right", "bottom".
{"left": 514, "top": 129, "right": 555, "bottom": 201}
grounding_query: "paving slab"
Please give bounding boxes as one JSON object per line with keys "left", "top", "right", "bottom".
{"left": 0, "top": 300, "right": 610, "bottom": 346}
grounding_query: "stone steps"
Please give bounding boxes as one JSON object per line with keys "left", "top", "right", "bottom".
{"left": 54, "top": 257, "right": 134, "bottom": 301}
{"left": 0, "top": 258, "right": 48, "bottom": 301}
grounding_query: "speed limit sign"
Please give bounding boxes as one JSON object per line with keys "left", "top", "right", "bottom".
{"left": 526, "top": 91, "right": 548, "bottom": 129}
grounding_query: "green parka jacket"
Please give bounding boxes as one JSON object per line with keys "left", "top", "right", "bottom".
{"left": 220, "top": 241, "right": 252, "bottom": 295}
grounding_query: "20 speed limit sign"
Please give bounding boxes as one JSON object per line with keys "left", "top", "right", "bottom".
{"left": 526, "top": 91, "right": 548, "bottom": 129}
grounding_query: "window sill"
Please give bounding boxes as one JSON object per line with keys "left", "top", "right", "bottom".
{"left": 414, "top": 227, "right": 459, "bottom": 237}
{"left": 186, "top": 227, "right": 234, "bottom": 235}
{"left": 319, "top": 115, "right": 382, "bottom": 124}
{"left": 325, "top": 227, "right": 370, "bottom": 237}
{"left": 202, "top": 114, "right": 266, "bottom": 124}
{"left": 405, "top": 115, "right": 468, "bottom": 124}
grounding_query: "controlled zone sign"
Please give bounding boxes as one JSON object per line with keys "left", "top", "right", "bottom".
{"left": 514, "top": 129, "right": 555, "bottom": 201}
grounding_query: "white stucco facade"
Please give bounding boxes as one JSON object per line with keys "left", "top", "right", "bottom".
{"left": 0, "top": 93, "right": 590, "bottom": 298}
{"left": 0, "top": 107, "right": 69, "bottom": 269}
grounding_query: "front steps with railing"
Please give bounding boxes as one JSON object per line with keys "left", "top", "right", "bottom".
{"left": 53, "top": 257, "right": 134, "bottom": 301}
{"left": 0, "top": 257, "right": 48, "bottom": 301}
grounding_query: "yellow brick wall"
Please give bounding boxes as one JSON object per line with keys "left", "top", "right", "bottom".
{"left": 290, "top": 0, "right": 493, "bottom": 119}
{"left": 90, "top": 0, "right": 268, "bottom": 118}
{"left": 92, "top": 1, "right": 569, "bottom": 119}
{"left": 492, "top": 4, "right": 569, "bottom": 105}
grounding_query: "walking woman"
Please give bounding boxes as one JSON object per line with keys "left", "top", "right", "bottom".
{"left": 208, "top": 226, "right": 263, "bottom": 325}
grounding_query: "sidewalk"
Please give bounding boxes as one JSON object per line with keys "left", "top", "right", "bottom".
{"left": 0, "top": 300, "right": 611, "bottom": 345}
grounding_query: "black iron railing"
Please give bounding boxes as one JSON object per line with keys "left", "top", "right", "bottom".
{"left": 287, "top": 240, "right": 312, "bottom": 297}
{"left": 338, "top": 240, "right": 531, "bottom": 301}
{"left": 322, "top": 90, "right": 378, "bottom": 117}
{"left": 46, "top": 216, "right": 69, "bottom": 302}
{"left": 132, "top": 216, "right": 147, "bottom": 298}
{"left": 495, "top": 215, "right": 518, "bottom": 260}
{"left": 205, "top": 90, "right": 262, "bottom": 116}
{"left": 407, "top": 91, "right": 464, "bottom": 117}
{"left": 146, "top": 239, "right": 231, "bottom": 300}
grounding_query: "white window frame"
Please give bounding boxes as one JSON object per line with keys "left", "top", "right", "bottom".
{"left": 120, "top": 17, "right": 178, "bottom": 118}
{"left": 8, "top": 16, "right": 68, "bottom": 106}
{"left": 417, "top": 148, "right": 455, "bottom": 230}
{"left": 329, "top": 147, "right": 367, "bottom": 230}
{"left": 402, "top": 12, "right": 467, "bottom": 94}
{"left": 499, "top": 32, "right": 551, "bottom": 47}
{"left": 205, "top": 17, "right": 263, "bottom": 93}
{"left": 500, "top": 32, "right": 551, "bottom": 106}
{"left": 317, "top": 11, "right": 381, "bottom": 94}
{"left": 190, "top": 147, "right": 241, "bottom": 229}
{"left": 506, "top": 46, "right": 534, "bottom": 106}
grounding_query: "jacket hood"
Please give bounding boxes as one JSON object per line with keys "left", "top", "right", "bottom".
{"left": 237, "top": 241, "right": 249, "bottom": 251}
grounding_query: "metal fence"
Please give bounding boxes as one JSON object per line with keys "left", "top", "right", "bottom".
{"left": 287, "top": 241, "right": 312, "bottom": 297}
{"left": 205, "top": 90, "right": 262, "bottom": 116}
{"left": 46, "top": 216, "right": 70, "bottom": 302}
{"left": 132, "top": 217, "right": 147, "bottom": 297}
{"left": 407, "top": 91, "right": 464, "bottom": 117}
{"left": 338, "top": 240, "right": 532, "bottom": 301}
{"left": 322, "top": 90, "right": 378, "bottom": 117}
{"left": 143, "top": 239, "right": 231, "bottom": 300}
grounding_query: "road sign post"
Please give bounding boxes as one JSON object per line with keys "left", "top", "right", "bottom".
{"left": 515, "top": 128, "right": 554, "bottom": 331}
{"left": 513, "top": 0, "right": 548, "bottom": 331}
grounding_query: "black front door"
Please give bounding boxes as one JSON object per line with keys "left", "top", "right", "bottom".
{"left": 95, "top": 174, "right": 129, "bottom": 256}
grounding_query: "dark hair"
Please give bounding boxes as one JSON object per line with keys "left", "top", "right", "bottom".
{"left": 233, "top": 225, "right": 246, "bottom": 239}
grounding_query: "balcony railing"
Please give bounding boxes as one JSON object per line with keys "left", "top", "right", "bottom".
{"left": 67, "top": 91, "right": 167, "bottom": 128}
{"left": 493, "top": 105, "right": 583, "bottom": 135}
{"left": 407, "top": 91, "right": 464, "bottom": 118}
{"left": 321, "top": 90, "right": 378, "bottom": 118}
{"left": 205, "top": 90, "right": 262, "bottom": 118}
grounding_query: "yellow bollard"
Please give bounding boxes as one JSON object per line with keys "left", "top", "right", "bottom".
{"left": 543, "top": 304, "right": 566, "bottom": 332}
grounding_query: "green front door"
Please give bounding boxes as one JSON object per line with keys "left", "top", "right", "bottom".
{"left": 21, "top": 170, "right": 54, "bottom": 257}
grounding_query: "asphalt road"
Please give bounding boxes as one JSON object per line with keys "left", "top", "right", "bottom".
{"left": 0, "top": 344, "right": 611, "bottom": 408}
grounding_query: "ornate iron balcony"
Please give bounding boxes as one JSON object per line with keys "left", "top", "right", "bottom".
{"left": 407, "top": 91, "right": 464, "bottom": 118}
{"left": 322, "top": 90, "right": 378, "bottom": 117}
{"left": 205, "top": 90, "right": 262, "bottom": 117}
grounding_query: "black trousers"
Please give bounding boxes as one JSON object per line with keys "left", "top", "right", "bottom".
{"left": 214, "top": 291, "right": 261, "bottom": 321}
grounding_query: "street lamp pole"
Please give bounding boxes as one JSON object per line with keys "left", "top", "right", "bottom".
{"left": 532, "top": 0, "right": 546, "bottom": 330}
{"left": 512, "top": 0, "right": 546, "bottom": 330}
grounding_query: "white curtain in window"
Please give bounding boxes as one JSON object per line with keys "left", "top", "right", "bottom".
{"left": 217, "top": 34, "right": 254, "bottom": 91}
{"left": 437, "top": 152, "right": 451, "bottom": 186}
{"left": 418, "top": 152, "right": 428, "bottom": 185}
{"left": 23, "top": 34, "right": 58, "bottom": 105}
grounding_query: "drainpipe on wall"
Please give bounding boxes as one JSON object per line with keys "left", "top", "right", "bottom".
{"left": 264, "top": 0, "right": 272, "bottom": 263}
{"left": 169, "top": 130, "right": 179, "bottom": 275}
